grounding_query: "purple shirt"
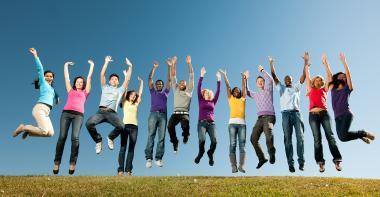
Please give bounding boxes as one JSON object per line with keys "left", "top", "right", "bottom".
{"left": 198, "top": 77, "right": 220, "bottom": 121}
{"left": 150, "top": 88, "right": 169, "bottom": 112}
{"left": 247, "top": 71, "right": 275, "bottom": 116}
{"left": 331, "top": 85, "right": 352, "bottom": 118}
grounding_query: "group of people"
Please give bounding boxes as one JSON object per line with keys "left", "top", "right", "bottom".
{"left": 12, "top": 48, "right": 375, "bottom": 176}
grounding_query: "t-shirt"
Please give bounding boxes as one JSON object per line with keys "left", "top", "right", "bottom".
{"left": 171, "top": 73, "right": 194, "bottom": 112}
{"left": 63, "top": 89, "right": 89, "bottom": 114}
{"left": 308, "top": 88, "right": 328, "bottom": 111}
{"left": 35, "top": 57, "right": 56, "bottom": 107}
{"left": 228, "top": 97, "right": 246, "bottom": 124}
{"left": 99, "top": 84, "right": 125, "bottom": 112}
{"left": 123, "top": 101, "right": 139, "bottom": 125}
{"left": 150, "top": 88, "right": 169, "bottom": 112}
{"left": 197, "top": 77, "right": 220, "bottom": 121}
{"left": 331, "top": 85, "right": 352, "bottom": 118}
{"left": 276, "top": 83, "right": 302, "bottom": 112}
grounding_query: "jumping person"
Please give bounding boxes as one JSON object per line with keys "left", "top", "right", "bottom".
{"left": 269, "top": 54, "right": 307, "bottom": 173}
{"left": 305, "top": 54, "right": 342, "bottom": 173}
{"left": 117, "top": 76, "right": 143, "bottom": 176}
{"left": 328, "top": 53, "right": 375, "bottom": 143}
{"left": 167, "top": 56, "right": 194, "bottom": 153}
{"left": 219, "top": 69, "right": 247, "bottom": 173}
{"left": 53, "top": 60, "right": 94, "bottom": 175}
{"left": 13, "top": 48, "right": 59, "bottom": 139}
{"left": 194, "top": 67, "right": 221, "bottom": 166}
{"left": 246, "top": 64, "right": 276, "bottom": 169}
{"left": 85, "top": 56, "right": 132, "bottom": 154}
{"left": 145, "top": 59, "right": 171, "bottom": 168}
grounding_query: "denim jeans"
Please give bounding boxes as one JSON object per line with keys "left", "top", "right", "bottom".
{"left": 309, "top": 111, "right": 342, "bottom": 164}
{"left": 228, "top": 124, "right": 246, "bottom": 154}
{"left": 167, "top": 114, "right": 190, "bottom": 145}
{"left": 251, "top": 115, "right": 276, "bottom": 162}
{"left": 335, "top": 112, "right": 366, "bottom": 142}
{"left": 281, "top": 111, "right": 305, "bottom": 166}
{"left": 197, "top": 120, "right": 217, "bottom": 157}
{"left": 85, "top": 109, "right": 124, "bottom": 143}
{"left": 145, "top": 112, "right": 167, "bottom": 160}
{"left": 118, "top": 124, "right": 138, "bottom": 173}
{"left": 54, "top": 111, "right": 83, "bottom": 165}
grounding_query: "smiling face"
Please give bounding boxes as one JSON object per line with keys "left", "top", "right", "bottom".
{"left": 109, "top": 76, "right": 119, "bottom": 87}
{"left": 202, "top": 89, "right": 214, "bottom": 101}
{"left": 74, "top": 77, "right": 85, "bottom": 90}
{"left": 155, "top": 80, "right": 164, "bottom": 91}
{"left": 179, "top": 80, "right": 187, "bottom": 91}
{"left": 44, "top": 72, "right": 54, "bottom": 85}
{"left": 128, "top": 91, "right": 137, "bottom": 102}
{"left": 232, "top": 87, "right": 241, "bottom": 98}
{"left": 284, "top": 75, "right": 293, "bottom": 87}
{"left": 312, "top": 76, "right": 325, "bottom": 89}
{"left": 337, "top": 73, "right": 347, "bottom": 84}
{"left": 256, "top": 77, "right": 265, "bottom": 90}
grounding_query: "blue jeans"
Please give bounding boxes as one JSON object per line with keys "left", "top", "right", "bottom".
{"left": 197, "top": 120, "right": 217, "bottom": 157}
{"left": 281, "top": 111, "right": 305, "bottom": 166}
{"left": 228, "top": 124, "right": 246, "bottom": 154}
{"left": 309, "top": 111, "right": 342, "bottom": 164}
{"left": 335, "top": 112, "right": 365, "bottom": 142}
{"left": 85, "top": 109, "right": 124, "bottom": 143}
{"left": 145, "top": 112, "right": 167, "bottom": 160}
{"left": 118, "top": 124, "right": 138, "bottom": 173}
{"left": 54, "top": 111, "right": 83, "bottom": 165}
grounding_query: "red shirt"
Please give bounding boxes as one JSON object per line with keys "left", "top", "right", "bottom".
{"left": 309, "top": 88, "right": 327, "bottom": 111}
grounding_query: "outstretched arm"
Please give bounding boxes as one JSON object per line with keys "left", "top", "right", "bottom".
{"left": 64, "top": 61, "right": 74, "bottom": 92}
{"left": 148, "top": 61, "right": 158, "bottom": 90}
{"left": 85, "top": 60, "right": 95, "bottom": 93}
{"left": 122, "top": 57, "right": 133, "bottom": 89}
{"left": 136, "top": 76, "right": 143, "bottom": 104}
{"left": 213, "top": 71, "right": 221, "bottom": 103}
{"left": 300, "top": 52, "right": 309, "bottom": 84}
{"left": 29, "top": 48, "right": 45, "bottom": 84}
{"left": 305, "top": 63, "right": 312, "bottom": 93}
{"left": 186, "top": 55, "right": 194, "bottom": 92}
{"left": 100, "top": 56, "right": 112, "bottom": 87}
{"left": 269, "top": 56, "right": 280, "bottom": 85}
{"left": 242, "top": 70, "right": 248, "bottom": 98}
{"left": 170, "top": 56, "right": 177, "bottom": 90}
{"left": 166, "top": 58, "right": 172, "bottom": 91}
{"left": 322, "top": 54, "right": 333, "bottom": 92}
{"left": 340, "top": 53, "right": 353, "bottom": 90}
{"left": 259, "top": 65, "right": 274, "bottom": 91}
{"left": 198, "top": 66, "right": 206, "bottom": 100}
{"left": 218, "top": 69, "right": 231, "bottom": 98}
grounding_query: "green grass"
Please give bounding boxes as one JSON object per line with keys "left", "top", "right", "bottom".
{"left": 1, "top": 176, "right": 379, "bottom": 196}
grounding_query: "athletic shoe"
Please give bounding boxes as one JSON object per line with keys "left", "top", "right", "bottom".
{"left": 365, "top": 131, "right": 375, "bottom": 141}
{"left": 256, "top": 159, "right": 268, "bottom": 169}
{"left": 96, "top": 142, "right": 102, "bottom": 154}
{"left": 107, "top": 137, "right": 114, "bottom": 150}
{"left": 173, "top": 142, "right": 178, "bottom": 154}
{"left": 146, "top": 159, "right": 153, "bottom": 168}
{"left": 155, "top": 160, "right": 163, "bottom": 167}
{"left": 361, "top": 137, "right": 370, "bottom": 144}
{"left": 289, "top": 165, "right": 295, "bottom": 173}
{"left": 299, "top": 163, "right": 305, "bottom": 171}
{"left": 335, "top": 161, "right": 342, "bottom": 171}
{"left": 319, "top": 163, "right": 325, "bottom": 173}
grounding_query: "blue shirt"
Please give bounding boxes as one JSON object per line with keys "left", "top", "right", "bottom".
{"left": 276, "top": 82, "right": 302, "bottom": 112}
{"left": 35, "top": 57, "right": 56, "bottom": 107}
{"left": 99, "top": 84, "right": 125, "bottom": 112}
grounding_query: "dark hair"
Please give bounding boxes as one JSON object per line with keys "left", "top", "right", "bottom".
{"left": 155, "top": 79, "right": 164, "bottom": 85}
{"left": 256, "top": 76, "right": 265, "bottom": 82}
{"left": 120, "top": 90, "right": 139, "bottom": 108}
{"left": 33, "top": 70, "right": 55, "bottom": 89}
{"left": 109, "top": 73, "right": 119, "bottom": 80}
{"left": 73, "top": 76, "right": 86, "bottom": 90}
{"left": 329, "top": 72, "right": 346, "bottom": 89}
{"left": 231, "top": 87, "right": 242, "bottom": 99}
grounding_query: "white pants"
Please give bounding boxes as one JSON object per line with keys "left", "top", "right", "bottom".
{"left": 23, "top": 103, "right": 54, "bottom": 137}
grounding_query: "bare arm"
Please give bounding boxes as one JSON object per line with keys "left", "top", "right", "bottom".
{"left": 136, "top": 76, "right": 143, "bottom": 104}
{"left": 148, "top": 61, "right": 158, "bottom": 90}
{"left": 100, "top": 56, "right": 112, "bottom": 87}
{"left": 305, "top": 63, "right": 311, "bottom": 93}
{"left": 171, "top": 56, "right": 177, "bottom": 90}
{"left": 85, "top": 60, "right": 95, "bottom": 93}
{"left": 340, "top": 53, "right": 353, "bottom": 90}
{"left": 122, "top": 57, "right": 133, "bottom": 89}
{"left": 166, "top": 58, "right": 172, "bottom": 91}
{"left": 218, "top": 69, "right": 231, "bottom": 98}
{"left": 300, "top": 52, "right": 309, "bottom": 84}
{"left": 322, "top": 54, "right": 333, "bottom": 92}
{"left": 186, "top": 55, "right": 194, "bottom": 92}
{"left": 269, "top": 56, "right": 280, "bottom": 85}
{"left": 242, "top": 70, "right": 248, "bottom": 98}
{"left": 64, "top": 62, "right": 74, "bottom": 92}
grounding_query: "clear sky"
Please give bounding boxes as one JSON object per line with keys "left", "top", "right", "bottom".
{"left": 1, "top": 0, "right": 379, "bottom": 178}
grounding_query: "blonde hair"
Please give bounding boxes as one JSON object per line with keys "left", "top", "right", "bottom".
{"left": 202, "top": 89, "right": 214, "bottom": 101}
{"left": 310, "top": 75, "right": 325, "bottom": 89}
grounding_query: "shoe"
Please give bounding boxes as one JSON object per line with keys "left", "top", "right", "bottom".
{"left": 207, "top": 150, "right": 214, "bottom": 166}
{"left": 173, "top": 142, "right": 178, "bottom": 154}
{"left": 127, "top": 172, "right": 132, "bottom": 176}
{"left": 256, "top": 159, "right": 268, "bottom": 169}
{"left": 155, "top": 160, "right": 163, "bottom": 167}
{"left": 107, "top": 137, "right": 114, "bottom": 150}
{"left": 22, "top": 132, "right": 29, "bottom": 140}
{"left": 365, "top": 131, "right": 375, "bottom": 141}
{"left": 319, "top": 163, "right": 325, "bottom": 173}
{"left": 12, "top": 124, "right": 24, "bottom": 137}
{"left": 361, "top": 137, "right": 370, "bottom": 144}
{"left": 238, "top": 153, "right": 246, "bottom": 173}
{"left": 335, "top": 161, "right": 342, "bottom": 171}
{"left": 269, "top": 154, "right": 275, "bottom": 164}
{"left": 289, "top": 165, "right": 295, "bottom": 173}
{"left": 95, "top": 142, "right": 102, "bottom": 154}
{"left": 53, "top": 164, "right": 59, "bottom": 175}
{"left": 146, "top": 159, "right": 153, "bottom": 168}
{"left": 117, "top": 171, "right": 124, "bottom": 176}
{"left": 183, "top": 136, "right": 189, "bottom": 144}
{"left": 299, "top": 163, "right": 305, "bottom": 171}
{"left": 194, "top": 155, "right": 202, "bottom": 164}
{"left": 69, "top": 164, "right": 75, "bottom": 175}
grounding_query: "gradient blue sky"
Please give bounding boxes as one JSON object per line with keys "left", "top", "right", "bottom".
{"left": 1, "top": 0, "right": 379, "bottom": 178}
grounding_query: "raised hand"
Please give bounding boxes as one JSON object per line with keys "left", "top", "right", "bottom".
{"left": 153, "top": 61, "right": 159, "bottom": 68}
{"left": 321, "top": 54, "right": 328, "bottom": 65}
{"left": 216, "top": 71, "right": 221, "bottom": 81}
{"left": 339, "top": 53, "right": 347, "bottom": 64}
{"left": 123, "top": 69, "right": 128, "bottom": 76}
{"left": 125, "top": 57, "right": 132, "bottom": 67}
{"left": 29, "top": 48, "right": 38, "bottom": 56}
{"left": 88, "top": 60, "right": 94, "bottom": 65}
{"left": 200, "top": 66, "right": 206, "bottom": 77}
{"left": 268, "top": 56, "right": 274, "bottom": 65}
{"left": 218, "top": 69, "right": 227, "bottom": 76}
{"left": 186, "top": 55, "right": 191, "bottom": 65}
{"left": 65, "top": 62, "right": 75, "bottom": 66}
{"left": 243, "top": 70, "right": 250, "bottom": 79}
{"left": 138, "top": 76, "right": 142, "bottom": 81}
{"left": 172, "top": 56, "right": 177, "bottom": 65}
{"left": 258, "top": 65, "right": 264, "bottom": 72}
{"left": 105, "top": 56, "right": 113, "bottom": 63}
{"left": 302, "top": 52, "right": 310, "bottom": 62}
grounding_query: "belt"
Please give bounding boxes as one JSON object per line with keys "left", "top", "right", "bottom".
{"left": 152, "top": 110, "right": 167, "bottom": 113}
{"left": 283, "top": 110, "right": 299, "bottom": 113}
{"left": 99, "top": 106, "right": 115, "bottom": 113}
{"left": 173, "top": 111, "right": 189, "bottom": 115}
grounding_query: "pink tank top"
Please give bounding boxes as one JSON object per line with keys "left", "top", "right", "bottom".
{"left": 63, "top": 89, "right": 89, "bottom": 114}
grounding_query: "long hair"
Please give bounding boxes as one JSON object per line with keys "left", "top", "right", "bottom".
{"left": 310, "top": 75, "right": 325, "bottom": 89}
{"left": 33, "top": 70, "right": 55, "bottom": 89}
{"left": 201, "top": 89, "right": 214, "bottom": 101}
{"left": 329, "top": 72, "right": 345, "bottom": 89}
{"left": 231, "top": 87, "right": 242, "bottom": 99}
{"left": 120, "top": 90, "right": 139, "bottom": 108}
{"left": 73, "top": 76, "right": 86, "bottom": 90}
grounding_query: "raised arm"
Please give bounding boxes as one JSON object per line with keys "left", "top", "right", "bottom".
{"left": 100, "top": 56, "right": 112, "bottom": 87}
{"left": 122, "top": 57, "right": 133, "bottom": 90}
{"left": 64, "top": 61, "right": 74, "bottom": 92}
{"left": 300, "top": 52, "right": 309, "bottom": 84}
{"left": 305, "top": 63, "right": 312, "bottom": 93}
{"left": 148, "top": 61, "right": 158, "bottom": 90}
{"left": 245, "top": 70, "right": 254, "bottom": 98}
{"left": 170, "top": 56, "right": 177, "bottom": 90}
{"left": 269, "top": 56, "right": 280, "bottom": 85}
{"left": 322, "top": 54, "right": 333, "bottom": 92}
{"left": 213, "top": 71, "right": 221, "bottom": 103}
{"left": 85, "top": 60, "right": 95, "bottom": 93}
{"left": 29, "top": 48, "right": 44, "bottom": 83}
{"left": 186, "top": 55, "right": 194, "bottom": 92}
{"left": 242, "top": 70, "right": 248, "bottom": 98}
{"left": 198, "top": 67, "right": 206, "bottom": 100}
{"left": 259, "top": 65, "right": 274, "bottom": 91}
{"left": 339, "top": 53, "right": 353, "bottom": 90}
{"left": 136, "top": 76, "right": 143, "bottom": 104}
{"left": 166, "top": 58, "right": 172, "bottom": 91}
{"left": 218, "top": 69, "right": 231, "bottom": 98}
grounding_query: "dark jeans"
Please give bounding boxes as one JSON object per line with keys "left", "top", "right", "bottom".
{"left": 167, "top": 113, "right": 190, "bottom": 145}
{"left": 118, "top": 124, "right": 138, "bottom": 173}
{"left": 309, "top": 111, "right": 342, "bottom": 164}
{"left": 197, "top": 120, "right": 217, "bottom": 157}
{"left": 251, "top": 115, "right": 276, "bottom": 162}
{"left": 54, "top": 111, "right": 83, "bottom": 165}
{"left": 145, "top": 112, "right": 167, "bottom": 160}
{"left": 85, "top": 109, "right": 124, "bottom": 143}
{"left": 281, "top": 111, "right": 305, "bottom": 166}
{"left": 335, "top": 112, "right": 366, "bottom": 142}
{"left": 228, "top": 124, "right": 246, "bottom": 154}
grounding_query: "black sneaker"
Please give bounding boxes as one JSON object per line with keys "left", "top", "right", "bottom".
{"left": 173, "top": 142, "right": 178, "bottom": 153}
{"left": 194, "top": 155, "right": 202, "bottom": 164}
{"left": 299, "top": 163, "right": 305, "bottom": 171}
{"left": 256, "top": 159, "right": 268, "bottom": 169}
{"left": 207, "top": 150, "right": 214, "bottom": 166}
{"left": 289, "top": 165, "right": 295, "bottom": 173}
{"left": 183, "top": 136, "right": 189, "bottom": 144}
{"left": 269, "top": 154, "right": 275, "bottom": 164}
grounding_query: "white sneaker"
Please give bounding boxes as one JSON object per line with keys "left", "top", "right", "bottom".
{"left": 107, "top": 137, "right": 114, "bottom": 150}
{"left": 146, "top": 159, "right": 152, "bottom": 168}
{"left": 95, "top": 142, "right": 102, "bottom": 154}
{"left": 155, "top": 160, "right": 164, "bottom": 167}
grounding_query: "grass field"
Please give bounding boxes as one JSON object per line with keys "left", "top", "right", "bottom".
{"left": 0, "top": 176, "right": 379, "bottom": 196}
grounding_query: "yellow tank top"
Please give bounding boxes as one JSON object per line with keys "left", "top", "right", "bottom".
{"left": 123, "top": 101, "right": 139, "bottom": 125}
{"left": 228, "top": 97, "right": 246, "bottom": 119}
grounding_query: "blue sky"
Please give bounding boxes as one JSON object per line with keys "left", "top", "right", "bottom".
{"left": 1, "top": 0, "right": 379, "bottom": 178}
